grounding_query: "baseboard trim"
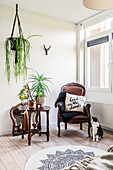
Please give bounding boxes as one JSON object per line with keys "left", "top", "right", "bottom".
{"left": 0, "top": 130, "right": 12, "bottom": 136}
{"left": 101, "top": 125, "right": 113, "bottom": 133}
{"left": 41, "top": 122, "right": 57, "bottom": 129}
{"left": 0, "top": 122, "right": 57, "bottom": 136}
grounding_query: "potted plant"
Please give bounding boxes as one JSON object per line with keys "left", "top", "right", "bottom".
{"left": 5, "top": 34, "right": 42, "bottom": 84}
{"left": 18, "top": 84, "right": 30, "bottom": 105}
{"left": 28, "top": 71, "right": 52, "bottom": 105}
{"left": 27, "top": 83, "right": 36, "bottom": 109}
{"left": 5, "top": 4, "right": 42, "bottom": 84}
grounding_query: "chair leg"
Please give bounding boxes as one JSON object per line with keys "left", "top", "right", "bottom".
{"left": 22, "top": 134, "right": 24, "bottom": 139}
{"left": 80, "top": 123, "right": 82, "bottom": 130}
{"left": 65, "top": 123, "right": 67, "bottom": 130}
{"left": 88, "top": 121, "right": 91, "bottom": 138}
{"left": 58, "top": 119, "right": 60, "bottom": 137}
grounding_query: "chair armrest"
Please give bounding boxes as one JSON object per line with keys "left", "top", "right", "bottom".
{"left": 55, "top": 91, "right": 66, "bottom": 107}
{"left": 10, "top": 103, "right": 22, "bottom": 123}
{"left": 84, "top": 103, "right": 91, "bottom": 118}
{"left": 57, "top": 102, "right": 65, "bottom": 112}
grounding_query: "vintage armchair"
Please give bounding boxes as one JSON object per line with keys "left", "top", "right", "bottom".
{"left": 55, "top": 83, "right": 91, "bottom": 137}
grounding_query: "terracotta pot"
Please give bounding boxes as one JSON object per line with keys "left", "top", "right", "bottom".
{"left": 36, "top": 97, "right": 45, "bottom": 105}
{"left": 29, "top": 101, "right": 36, "bottom": 109}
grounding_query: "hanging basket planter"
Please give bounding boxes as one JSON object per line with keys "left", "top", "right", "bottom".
{"left": 6, "top": 38, "right": 30, "bottom": 84}
{"left": 5, "top": 4, "right": 42, "bottom": 84}
{"left": 9, "top": 37, "right": 23, "bottom": 51}
{"left": 5, "top": 4, "right": 30, "bottom": 84}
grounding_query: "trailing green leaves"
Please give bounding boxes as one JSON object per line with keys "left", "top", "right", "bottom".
{"left": 5, "top": 36, "right": 30, "bottom": 84}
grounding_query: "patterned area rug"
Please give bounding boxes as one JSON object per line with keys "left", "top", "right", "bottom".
{"left": 25, "top": 145, "right": 106, "bottom": 170}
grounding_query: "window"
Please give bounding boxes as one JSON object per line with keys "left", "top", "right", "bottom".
{"left": 86, "top": 18, "right": 111, "bottom": 37}
{"left": 86, "top": 41, "right": 109, "bottom": 88}
{"left": 84, "top": 19, "right": 111, "bottom": 90}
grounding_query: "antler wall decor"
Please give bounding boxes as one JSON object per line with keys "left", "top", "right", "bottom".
{"left": 43, "top": 44, "right": 51, "bottom": 55}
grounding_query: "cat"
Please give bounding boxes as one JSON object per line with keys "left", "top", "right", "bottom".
{"left": 91, "top": 116, "right": 103, "bottom": 142}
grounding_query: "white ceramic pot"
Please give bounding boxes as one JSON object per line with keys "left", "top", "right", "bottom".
{"left": 36, "top": 97, "right": 45, "bottom": 105}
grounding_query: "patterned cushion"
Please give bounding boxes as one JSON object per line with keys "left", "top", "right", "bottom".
{"left": 65, "top": 93, "right": 86, "bottom": 112}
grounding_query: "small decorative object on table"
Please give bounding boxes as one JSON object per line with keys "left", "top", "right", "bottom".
{"left": 91, "top": 116, "right": 103, "bottom": 142}
{"left": 29, "top": 100, "right": 36, "bottom": 109}
{"left": 27, "top": 83, "right": 36, "bottom": 109}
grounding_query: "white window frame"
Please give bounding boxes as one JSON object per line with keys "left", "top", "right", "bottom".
{"left": 85, "top": 29, "right": 112, "bottom": 92}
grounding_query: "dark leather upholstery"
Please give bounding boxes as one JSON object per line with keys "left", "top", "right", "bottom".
{"left": 56, "top": 82, "right": 91, "bottom": 137}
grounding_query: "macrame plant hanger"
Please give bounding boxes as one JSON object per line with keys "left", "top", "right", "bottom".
{"left": 10, "top": 4, "right": 23, "bottom": 63}
{"left": 11, "top": 4, "right": 23, "bottom": 39}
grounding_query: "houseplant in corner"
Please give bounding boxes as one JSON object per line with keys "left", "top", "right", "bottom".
{"left": 28, "top": 71, "right": 52, "bottom": 105}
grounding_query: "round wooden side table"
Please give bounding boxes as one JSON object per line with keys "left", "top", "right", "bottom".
{"left": 27, "top": 105, "right": 51, "bottom": 146}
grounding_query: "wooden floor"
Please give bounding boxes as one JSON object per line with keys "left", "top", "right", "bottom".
{"left": 0, "top": 124, "right": 113, "bottom": 170}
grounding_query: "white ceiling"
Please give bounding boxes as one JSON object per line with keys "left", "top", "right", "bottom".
{"left": 0, "top": 0, "right": 101, "bottom": 23}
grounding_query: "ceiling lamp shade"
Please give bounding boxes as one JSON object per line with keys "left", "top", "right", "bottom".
{"left": 83, "top": 0, "right": 113, "bottom": 10}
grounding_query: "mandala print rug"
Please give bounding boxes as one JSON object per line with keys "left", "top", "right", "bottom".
{"left": 25, "top": 145, "right": 106, "bottom": 170}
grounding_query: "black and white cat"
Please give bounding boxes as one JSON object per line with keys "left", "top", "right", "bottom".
{"left": 91, "top": 116, "right": 103, "bottom": 142}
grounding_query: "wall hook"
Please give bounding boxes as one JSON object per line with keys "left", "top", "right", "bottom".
{"left": 43, "top": 44, "right": 51, "bottom": 55}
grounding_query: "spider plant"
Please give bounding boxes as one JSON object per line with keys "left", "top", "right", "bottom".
{"left": 5, "top": 34, "right": 42, "bottom": 84}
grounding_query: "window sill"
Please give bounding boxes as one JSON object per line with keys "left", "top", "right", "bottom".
{"left": 86, "top": 87, "right": 111, "bottom": 93}
{"left": 86, "top": 99, "right": 113, "bottom": 106}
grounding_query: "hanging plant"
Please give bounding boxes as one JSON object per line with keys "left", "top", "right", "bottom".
{"left": 5, "top": 4, "right": 42, "bottom": 84}
{"left": 5, "top": 36, "right": 30, "bottom": 84}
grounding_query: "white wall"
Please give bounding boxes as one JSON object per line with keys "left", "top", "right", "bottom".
{"left": 86, "top": 90, "right": 113, "bottom": 131}
{"left": 90, "top": 101, "right": 113, "bottom": 130}
{"left": 0, "top": 6, "right": 76, "bottom": 135}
